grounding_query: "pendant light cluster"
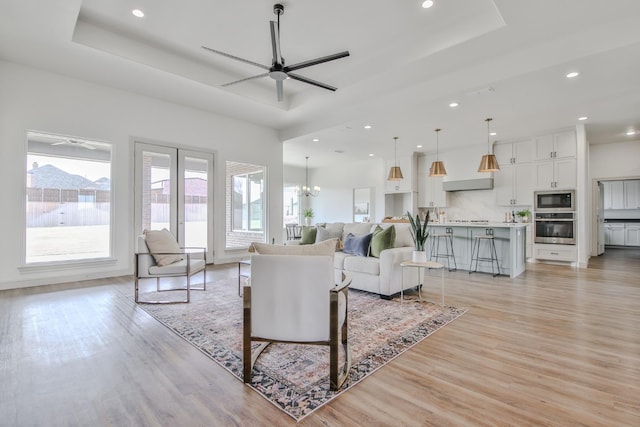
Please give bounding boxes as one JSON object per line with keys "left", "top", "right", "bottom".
{"left": 387, "top": 136, "right": 404, "bottom": 181}
{"left": 429, "top": 128, "right": 447, "bottom": 177}
{"left": 478, "top": 118, "right": 500, "bottom": 172}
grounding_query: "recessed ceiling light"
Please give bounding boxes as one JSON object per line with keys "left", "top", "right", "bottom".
{"left": 578, "top": 116, "right": 588, "bottom": 121}
{"left": 626, "top": 130, "right": 636, "bottom": 136}
{"left": 369, "top": 153, "right": 374, "bottom": 157}
{"left": 422, "top": 0, "right": 434, "bottom": 8}
{"left": 449, "top": 102, "right": 459, "bottom": 108}
{"left": 364, "top": 125, "right": 372, "bottom": 129}
{"left": 132, "top": 9, "right": 145, "bottom": 18}
{"left": 490, "top": 132, "right": 497, "bottom": 136}
{"left": 312, "top": 138, "right": 319, "bottom": 142}
{"left": 566, "top": 72, "right": 579, "bottom": 78}
{"left": 416, "top": 145, "right": 423, "bottom": 148}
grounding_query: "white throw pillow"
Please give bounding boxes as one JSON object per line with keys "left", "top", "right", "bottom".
{"left": 144, "top": 229, "right": 184, "bottom": 266}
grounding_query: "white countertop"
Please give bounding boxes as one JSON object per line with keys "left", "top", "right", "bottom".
{"left": 428, "top": 222, "right": 529, "bottom": 228}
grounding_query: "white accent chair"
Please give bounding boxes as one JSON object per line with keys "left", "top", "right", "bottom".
{"left": 134, "top": 233, "right": 206, "bottom": 304}
{"left": 243, "top": 254, "right": 351, "bottom": 390}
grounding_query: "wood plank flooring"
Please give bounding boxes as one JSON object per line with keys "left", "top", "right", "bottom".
{"left": 1, "top": 248, "right": 638, "bottom": 426}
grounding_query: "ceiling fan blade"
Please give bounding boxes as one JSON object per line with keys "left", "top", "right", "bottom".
{"left": 287, "top": 73, "right": 337, "bottom": 91}
{"left": 222, "top": 73, "right": 270, "bottom": 87}
{"left": 201, "top": 46, "right": 269, "bottom": 70}
{"left": 285, "top": 51, "right": 350, "bottom": 72}
{"left": 276, "top": 80, "right": 283, "bottom": 102}
{"left": 269, "top": 21, "right": 282, "bottom": 64}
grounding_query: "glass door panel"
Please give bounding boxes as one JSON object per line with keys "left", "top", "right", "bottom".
{"left": 179, "top": 152, "right": 213, "bottom": 256}
{"left": 135, "top": 144, "right": 213, "bottom": 262}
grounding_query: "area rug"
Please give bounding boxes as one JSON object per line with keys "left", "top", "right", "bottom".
{"left": 139, "top": 278, "right": 466, "bottom": 421}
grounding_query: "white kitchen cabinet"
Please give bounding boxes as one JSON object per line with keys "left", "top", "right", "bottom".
{"left": 417, "top": 154, "right": 447, "bottom": 208}
{"left": 603, "top": 181, "right": 623, "bottom": 210}
{"left": 533, "top": 158, "right": 576, "bottom": 190}
{"left": 385, "top": 154, "right": 415, "bottom": 193}
{"left": 624, "top": 224, "right": 640, "bottom": 246}
{"left": 604, "top": 223, "right": 625, "bottom": 246}
{"left": 494, "top": 139, "right": 533, "bottom": 165}
{"left": 534, "top": 243, "right": 577, "bottom": 262}
{"left": 495, "top": 163, "right": 532, "bottom": 206}
{"left": 418, "top": 172, "right": 447, "bottom": 208}
{"left": 624, "top": 180, "right": 640, "bottom": 209}
{"left": 534, "top": 130, "right": 576, "bottom": 161}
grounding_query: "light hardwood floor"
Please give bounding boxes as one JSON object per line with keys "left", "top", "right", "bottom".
{"left": 1, "top": 248, "right": 639, "bottom": 426}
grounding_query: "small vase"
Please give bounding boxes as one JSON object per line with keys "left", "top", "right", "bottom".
{"left": 304, "top": 217, "right": 312, "bottom": 226}
{"left": 412, "top": 250, "right": 427, "bottom": 263}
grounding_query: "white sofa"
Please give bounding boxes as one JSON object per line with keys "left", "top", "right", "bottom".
{"left": 288, "top": 222, "right": 419, "bottom": 298}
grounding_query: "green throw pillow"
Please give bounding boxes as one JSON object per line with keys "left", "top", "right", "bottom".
{"left": 370, "top": 225, "right": 396, "bottom": 257}
{"left": 300, "top": 226, "right": 317, "bottom": 245}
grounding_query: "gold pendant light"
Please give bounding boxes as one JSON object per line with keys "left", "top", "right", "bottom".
{"left": 429, "top": 128, "right": 447, "bottom": 177}
{"left": 387, "top": 136, "right": 404, "bottom": 180}
{"left": 478, "top": 118, "right": 500, "bottom": 172}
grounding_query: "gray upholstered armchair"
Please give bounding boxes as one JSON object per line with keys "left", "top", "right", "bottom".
{"left": 243, "top": 253, "right": 351, "bottom": 390}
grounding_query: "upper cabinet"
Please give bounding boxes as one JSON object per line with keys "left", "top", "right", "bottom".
{"left": 624, "top": 180, "right": 640, "bottom": 209}
{"left": 534, "top": 130, "right": 576, "bottom": 161}
{"left": 494, "top": 139, "right": 533, "bottom": 206}
{"left": 604, "top": 180, "right": 640, "bottom": 210}
{"left": 495, "top": 139, "right": 533, "bottom": 165}
{"left": 533, "top": 130, "right": 577, "bottom": 190}
{"left": 384, "top": 154, "right": 416, "bottom": 194}
{"left": 417, "top": 155, "right": 447, "bottom": 207}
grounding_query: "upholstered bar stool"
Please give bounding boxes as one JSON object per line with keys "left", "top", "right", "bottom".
{"left": 469, "top": 228, "right": 501, "bottom": 277}
{"left": 430, "top": 227, "right": 457, "bottom": 271}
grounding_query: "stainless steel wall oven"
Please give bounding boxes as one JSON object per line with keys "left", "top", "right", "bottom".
{"left": 534, "top": 211, "right": 576, "bottom": 245}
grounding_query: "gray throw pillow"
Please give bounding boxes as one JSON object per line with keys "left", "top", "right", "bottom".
{"left": 315, "top": 226, "right": 343, "bottom": 244}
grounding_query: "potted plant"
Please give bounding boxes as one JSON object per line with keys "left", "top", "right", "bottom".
{"left": 303, "top": 208, "right": 314, "bottom": 226}
{"left": 407, "top": 210, "right": 430, "bottom": 262}
{"left": 516, "top": 208, "right": 531, "bottom": 223}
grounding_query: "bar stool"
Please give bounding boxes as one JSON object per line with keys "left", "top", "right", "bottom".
{"left": 469, "top": 228, "right": 501, "bottom": 277}
{"left": 430, "top": 227, "right": 457, "bottom": 271}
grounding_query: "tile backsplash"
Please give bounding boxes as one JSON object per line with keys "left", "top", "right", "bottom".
{"left": 420, "top": 189, "right": 531, "bottom": 223}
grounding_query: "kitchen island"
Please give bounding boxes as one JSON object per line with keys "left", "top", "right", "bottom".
{"left": 427, "top": 222, "right": 528, "bottom": 278}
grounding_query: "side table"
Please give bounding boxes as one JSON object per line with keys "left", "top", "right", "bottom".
{"left": 399, "top": 260, "right": 445, "bottom": 306}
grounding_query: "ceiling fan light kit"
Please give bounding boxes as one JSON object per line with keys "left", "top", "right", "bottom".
{"left": 202, "top": 4, "right": 350, "bottom": 102}
{"left": 478, "top": 118, "right": 500, "bottom": 172}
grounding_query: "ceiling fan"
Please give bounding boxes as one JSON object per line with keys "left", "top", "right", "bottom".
{"left": 51, "top": 138, "right": 97, "bottom": 150}
{"left": 201, "top": 3, "right": 350, "bottom": 102}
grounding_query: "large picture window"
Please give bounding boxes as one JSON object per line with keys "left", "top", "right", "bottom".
{"left": 25, "top": 131, "right": 112, "bottom": 264}
{"left": 226, "top": 161, "right": 266, "bottom": 248}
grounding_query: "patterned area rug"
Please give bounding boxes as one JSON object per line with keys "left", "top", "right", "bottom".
{"left": 139, "top": 278, "right": 466, "bottom": 421}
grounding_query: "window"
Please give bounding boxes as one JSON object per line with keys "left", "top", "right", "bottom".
{"left": 25, "top": 131, "right": 112, "bottom": 264}
{"left": 283, "top": 184, "right": 300, "bottom": 225}
{"left": 226, "top": 161, "right": 266, "bottom": 248}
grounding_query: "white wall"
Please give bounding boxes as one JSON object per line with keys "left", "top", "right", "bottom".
{"left": 0, "top": 60, "right": 282, "bottom": 290}
{"left": 589, "top": 139, "right": 640, "bottom": 179}
{"left": 290, "top": 158, "right": 384, "bottom": 224}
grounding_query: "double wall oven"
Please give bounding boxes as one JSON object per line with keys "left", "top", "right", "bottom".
{"left": 534, "top": 190, "right": 576, "bottom": 245}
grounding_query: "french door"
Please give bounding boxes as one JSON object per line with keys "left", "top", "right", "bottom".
{"left": 134, "top": 142, "right": 214, "bottom": 262}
